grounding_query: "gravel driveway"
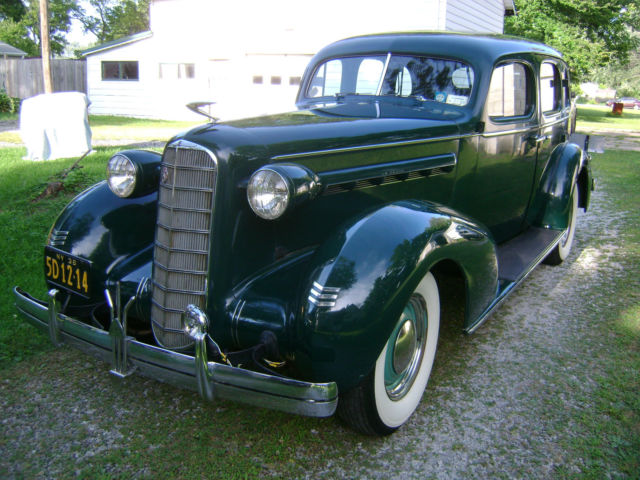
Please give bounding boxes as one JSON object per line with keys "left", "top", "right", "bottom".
{"left": 0, "top": 150, "right": 634, "bottom": 478}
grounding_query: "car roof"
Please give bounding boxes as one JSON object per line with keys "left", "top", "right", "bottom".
{"left": 312, "top": 32, "right": 563, "bottom": 66}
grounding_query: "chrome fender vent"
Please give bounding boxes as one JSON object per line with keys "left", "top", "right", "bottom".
{"left": 308, "top": 282, "right": 340, "bottom": 308}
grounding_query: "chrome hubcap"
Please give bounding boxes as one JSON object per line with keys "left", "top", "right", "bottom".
{"left": 385, "top": 293, "right": 428, "bottom": 400}
{"left": 393, "top": 320, "right": 416, "bottom": 374}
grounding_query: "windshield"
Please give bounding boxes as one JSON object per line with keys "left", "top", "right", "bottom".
{"left": 306, "top": 54, "right": 474, "bottom": 107}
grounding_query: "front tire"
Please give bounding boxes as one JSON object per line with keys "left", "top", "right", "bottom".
{"left": 544, "top": 190, "right": 578, "bottom": 265}
{"left": 338, "top": 272, "right": 440, "bottom": 435}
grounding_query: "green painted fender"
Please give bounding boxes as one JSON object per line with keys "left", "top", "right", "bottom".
{"left": 296, "top": 200, "right": 498, "bottom": 390}
{"left": 44, "top": 150, "right": 161, "bottom": 313}
{"left": 528, "top": 142, "right": 584, "bottom": 230}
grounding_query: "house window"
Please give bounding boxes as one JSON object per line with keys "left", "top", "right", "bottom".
{"left": 487, "top": 62, "right": 534, "bottom": 118}
{"left": 289, "top": 76, "right": 301, "bottom": 86}
{"left": 102, "top": 61, "right": 139, "bottom": 81}
{"left": 253, "top": 75, "right": 263, "bottom": 84}
{"left": 271, "top": 76, "right": 282, "bottom": 85}
{"left": 159, "top": 63, "right": 195, "bottom": 80}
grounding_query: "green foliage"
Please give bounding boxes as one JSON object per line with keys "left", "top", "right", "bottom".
{"left": 0, "top": 0, "right": 26, "bottom": 22}
{"left": 79, "top": 0, "right": 149, "bottom": 43}
{"left": 0, "top": 89, "right": 20, "bottom": 114}
{"left": 505, "top": 0, "right": 640, "bottom": 82}
{"left": 0, "top": 17, "right": 38, "bottom": 56}
{"left": 0, "top": 0, "right": 80, "bottom": 56}
{"left": 591, "top": 45, "right": 640, "bottom": 97}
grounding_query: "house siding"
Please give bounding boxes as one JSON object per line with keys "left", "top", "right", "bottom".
{"left": 445, "top": 0, "right": 505, "bottom": 33}
{"left": 85, "top": 0, "right": 511, "bottom": 120}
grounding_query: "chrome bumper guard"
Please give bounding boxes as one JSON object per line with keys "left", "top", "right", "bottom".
{"left": 13, "top": 287, "right": 338, "bottom": 418}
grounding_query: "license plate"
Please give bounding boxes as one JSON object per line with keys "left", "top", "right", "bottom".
{"left": 44, "top": 246, "right": 91, "bottom": 297}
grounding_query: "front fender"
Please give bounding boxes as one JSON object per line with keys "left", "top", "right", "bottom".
{"left": 46, "top": 181, "right": 157, "bottom": 311}
{"left": 528, "top": 142, "right": 583, "bottom": 230}
{"left": 296, "top": 200, "right": 498, "bottom": 391}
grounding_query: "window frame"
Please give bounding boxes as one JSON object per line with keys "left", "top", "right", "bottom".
{"left": 486, "top": 60, "right": 536, "bottom": 124}
{"left": 158, "top": 62, "right": 196, "bottom": 80}
{"left": 539, "top": 60, "right": 563, "bottom": 115}
{"left": 304, "top": 54, "right": 475, "bottom": 107}
{"left": 101, "top": 61, "right": 139, "bottom": 81}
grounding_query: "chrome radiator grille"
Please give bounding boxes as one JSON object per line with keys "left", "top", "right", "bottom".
{"left": 151, "top": 140, "right": 217, "bottom": 349}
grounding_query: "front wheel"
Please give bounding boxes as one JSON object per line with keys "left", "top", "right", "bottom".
{"left": 338, "top": 272, "right": 440, "bottom": 435}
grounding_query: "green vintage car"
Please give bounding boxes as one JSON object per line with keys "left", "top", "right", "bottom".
{"left": 14, "top": 33, "right": 593, "bottom": 435}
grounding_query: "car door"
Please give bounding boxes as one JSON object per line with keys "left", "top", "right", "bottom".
{"left": 535, "top": 60, "right": 571, "bottom": 182}
{"left": 462, "top": 60, "right": 539, "bottom": 244}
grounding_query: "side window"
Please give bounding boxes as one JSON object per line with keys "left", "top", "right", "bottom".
{"left": 487, "top": 62, "right": 533, "bottom": 119}
{"left": 540, "top": 62, "right": 562, "bottom": 113}
{"left": 355, "top": 58, "right": 385, "bottom": 94}
{"left": 308, "top": 59, "right": 343, "bottom": 97}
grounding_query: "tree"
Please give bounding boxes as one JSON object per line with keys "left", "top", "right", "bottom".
{"left": 0, "top": 0, "right": 79, "bottom": 56}
{"left": 79, "top": 0, "right": 149, "bottom": 44}
{"left": 0, "top": 0, "right": 27, "bottom": 22}
{"left": 592, "top": 43, "right": 640, "bottom": 96}
{"left": 0, "top": 19, "right": 38, "bottom": 56}
{"left": 505, "top": 0, "right": 640, "bottom": 82}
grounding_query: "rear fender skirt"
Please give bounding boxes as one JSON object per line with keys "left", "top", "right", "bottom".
{"left": 296, "top": 200, "right": 498, "bottom": 390}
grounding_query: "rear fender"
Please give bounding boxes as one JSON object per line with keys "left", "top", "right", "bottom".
{"left": 296, "top": 200, "right": 498, "bottom": 390}
{"left": 528, "top": 142, "right": 583, "bottom": 230}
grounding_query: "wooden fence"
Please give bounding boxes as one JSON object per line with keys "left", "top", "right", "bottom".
{"left": 0, "top": 58, "right": 86, "bottom": 99}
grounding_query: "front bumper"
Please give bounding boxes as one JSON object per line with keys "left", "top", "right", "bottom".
{"left": 13, "top": 287, "right": 337, "bottom": 417}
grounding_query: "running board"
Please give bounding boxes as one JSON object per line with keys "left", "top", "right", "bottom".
{"left": 465, "top": 227, "right": 565, "bottom": 334}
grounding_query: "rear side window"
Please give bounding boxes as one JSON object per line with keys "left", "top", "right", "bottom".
{"left": 487, "top": 62, "right": 534, "bottom": 119}
{"left": 540, "top": 62, "right": 562, "bottom": 113}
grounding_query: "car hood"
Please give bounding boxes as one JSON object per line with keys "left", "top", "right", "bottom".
{"left": 179, "top": 102, "right": 466, "bottom": 164}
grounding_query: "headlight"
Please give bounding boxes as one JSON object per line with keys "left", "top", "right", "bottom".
{"left": 247, "top": 164, "right": 322, "bottom": 220}
{"left": 107, "top": 154, "right": 137, "bottom": 197}
{"left": 105, "top": 150, "right": 162, "bottom": 198}
{"left": 247, "top": 169, "right": 290, "bottom": 220}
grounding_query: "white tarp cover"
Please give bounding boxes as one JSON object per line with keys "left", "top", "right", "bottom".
{"left": 20, "top": 92, "right": 92, "bottom": 161}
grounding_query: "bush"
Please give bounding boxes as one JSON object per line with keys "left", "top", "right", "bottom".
{"left": 0, "top": 89, "right": 21, "bottom": 114}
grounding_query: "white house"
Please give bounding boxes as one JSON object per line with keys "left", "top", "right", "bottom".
{"left": 83, "top": 0, "right": 516, "bottom": 120}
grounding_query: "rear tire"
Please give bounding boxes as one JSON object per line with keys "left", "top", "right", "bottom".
{"left": 338, "top": 272, "right": 440, "bottom": 435}
{"left": 544, "top": 190, "right": 578, "bottom": 265}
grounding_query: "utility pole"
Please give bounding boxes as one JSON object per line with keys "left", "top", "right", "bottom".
{"left": 39, "top": 0, "right": 53, "bottom": 94}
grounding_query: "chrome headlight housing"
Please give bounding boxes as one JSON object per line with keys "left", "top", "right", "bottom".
{"left": 107, "top": 154, "right": 137, "bottom": 198}
{"left": 106, "top": 150, "right": 162, "bottom": 198}
{"left": 247, "top": 169, "right": 290, "bottom": 220}
{"left": 247, "top": 164, "right": 321, "bottom": 220}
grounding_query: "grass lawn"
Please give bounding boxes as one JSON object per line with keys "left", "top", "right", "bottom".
{"left": 0, "top": 116, "right": 638, "bottom": 477}
{"left": 0, "top": 114, "right": 201, "bottom": 144}
{"left": 0, "top": 147, "right": 117, "bottom": 366}
{"left": 576, "top": 104, "right": 640, "bottom": 132}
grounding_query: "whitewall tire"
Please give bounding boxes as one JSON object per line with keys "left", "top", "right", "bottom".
{"left": 338, "top": 272, "right": 440, "bottom": 435}
{"left": 544, "top": 190, "right": 578, "bottom": 265}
